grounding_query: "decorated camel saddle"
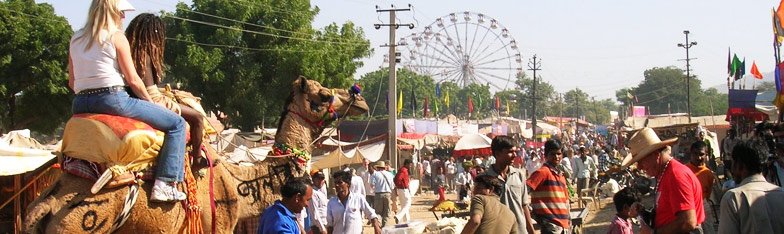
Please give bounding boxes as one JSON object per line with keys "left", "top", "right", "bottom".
{"left": 59, "top": 88, "right": 215, "bottom": 192}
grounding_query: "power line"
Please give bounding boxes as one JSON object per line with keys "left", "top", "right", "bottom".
{"left": 165, "top": 37, "right": 332, "bottom": 53}
{"left": 164, "top": 3, "right": 364, "bottom": 43}
{"left": 164, "top": 15, "right": 368, "bottom": 46}
{"left": 141, "top": 0, "right": 369, "bottom": 45}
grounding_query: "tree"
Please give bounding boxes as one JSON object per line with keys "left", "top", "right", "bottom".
{"left": 0, "top": 0, "right": 72, "bottom": 134}
{"left": 562, "top": 88, "right": 613, "bottom": 124}
{"left": 757, "top": 81, "right": 776, "bottom": 93}
{"left": 617, "top": 66, "right": 727, "bottom": 117}
{"left": 514, "top": 72, "right": 557, "bottom": 119}
{"left": 357, "top": 68, "right": 436, "bottom": 119}
{"left": 164, "top": 0, "right": 371, "bottom": 130}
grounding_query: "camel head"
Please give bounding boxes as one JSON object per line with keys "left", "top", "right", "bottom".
{"left": 283, "top": 76, "right": 369, "bottom": 130}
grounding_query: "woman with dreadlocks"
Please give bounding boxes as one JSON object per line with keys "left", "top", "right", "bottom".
{"left": 125, "top": 13, "right": 208, "bottom": 167}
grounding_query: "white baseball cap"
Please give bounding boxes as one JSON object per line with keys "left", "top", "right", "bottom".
{"left": 117, "top": 0, "right": 136, "bottom": 12}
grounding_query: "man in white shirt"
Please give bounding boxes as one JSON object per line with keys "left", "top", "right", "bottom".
{"left": 327, "top": 170, "right": 381, "bottom": 234}
{"left": 357, "top": 160, "right": 376, "bottom": 205}
{"left": 308, "top": 170, "right": 329, "bottom": 234}
{"left": 445, "top": 158, "right": 456, "bottom": 192}
{"left": 719, "top": 142, "right": 784, "bottom": 234}
{"left": 348, "top": 168, "right": 366, "bottom": 196}
{"left": 421, "top": 158, "right": 431, "bottom": 193}
{"left": 370, "top": 161, "right": 395, "bottom": 227}
{"left": 574, "top": 146, "right": 597, "bottom": 191}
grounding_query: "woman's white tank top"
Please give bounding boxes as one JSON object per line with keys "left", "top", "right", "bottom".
{"left": 69, "top": 29, "right": 126, "bottom": 93}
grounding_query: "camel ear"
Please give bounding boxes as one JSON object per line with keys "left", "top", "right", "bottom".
{"left": 294, "top": 76, "right": 308, "bottom": 93}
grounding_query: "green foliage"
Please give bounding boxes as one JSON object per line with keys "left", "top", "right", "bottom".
{"left": 357, "top": 68, "right": 501, "bottom": 120}
{"left": 164, "top": 0, "right": 371, "bottom": 130}
{"left": 757, "top": 81, "right": 776, "bottom": 93}
{"left": 0, "top": 0, "right": 72, "bottom": 133}
{"left": 358, "top": 68, "right": 436, "bottom": 119}
{"left": 616, "top": 66, "right": 728, "bottom": 117}
{"left": 513, "top": 72, "right": 559, "bottom": 119}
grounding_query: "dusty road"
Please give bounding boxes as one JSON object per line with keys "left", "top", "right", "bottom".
{"left": 364, "top": 191, "right": 625, "bottom": 234}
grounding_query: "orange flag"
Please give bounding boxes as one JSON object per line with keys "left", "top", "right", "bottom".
{"left": 751, "top": 61, "right": 764, "bottom": 79}
{"left": 468, "top": 96, "right": 474, "bottom": 113}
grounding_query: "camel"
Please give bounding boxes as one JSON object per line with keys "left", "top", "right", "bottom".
{"left": 24, "top": 76, "right": 369, "bottom": 233}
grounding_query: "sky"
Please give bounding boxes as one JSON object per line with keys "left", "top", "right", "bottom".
{"left": 39, "top": 0, "right": 779, "bottom": 100}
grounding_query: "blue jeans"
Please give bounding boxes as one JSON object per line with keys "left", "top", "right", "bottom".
{"left": 72, "top": 90, "right": 186, "bottom": 182}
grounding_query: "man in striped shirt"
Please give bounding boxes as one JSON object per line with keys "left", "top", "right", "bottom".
{"left": 527, "top": 139, "right": 571, "bottom": 234}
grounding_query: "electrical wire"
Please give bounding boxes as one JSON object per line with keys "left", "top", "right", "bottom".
{"left": 166, "top": 37, "right": 334, "bottom": 53}
{"left": 165, "top": 14, "right": 368, "bottom": 46}
{"left": 165, "top": 4, "right": 365, "bottom": 44}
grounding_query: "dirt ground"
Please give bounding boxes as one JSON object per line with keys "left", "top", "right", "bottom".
{"left": 363, "top": 190, "right": 633, "bottom": 234}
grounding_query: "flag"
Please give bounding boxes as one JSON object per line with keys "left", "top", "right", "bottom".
{"left": 494, "top": 96, "right": 501, "bottom": 110}
{"left": 741, "top": 58, "right": 746, "bottom": 78}
{"left": 435, "top": 84, "right": 441, "bottom": 97}
{"left": 776, "top": 63, "right": 784, "bottom": 108}
{"left": 444, "top": 92, "right": 450, "bottom": 108}
{"left": 468, "top": 96, "right": 474, "bottom": 113}
{"left": 732, "top": 54, "right": 742, "bottom": 80}
{"left": 410, "top": 89, "right": 417, "bottom": 114}
{"left": 751, "top": 61, "right": 763, "bottom": 79}
{"left": 727, "top": 48, "right": 732, "bottom": 76}
{"left": 434, "top": 97, "right": 439, "bottom": 116}
{"left": 777, "top": 1, "right": 784, "bottom": 36}
{"left": 776, "top": 63, "right": 782, "bottom": 93}
{"left": 397, "top": 90, "right": 403, "bottom": 115}
{"left": 506, "top": 99, "right": 510, "bottom": 116}
{"left": 774, "top": 9, "right": 784, "bottom": 44}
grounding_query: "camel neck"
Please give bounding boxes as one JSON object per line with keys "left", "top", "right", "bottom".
{"left": 275, "top": 114, "right": 316, "bottom": 153}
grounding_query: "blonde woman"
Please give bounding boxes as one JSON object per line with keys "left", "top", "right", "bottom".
{"left": 68, "top": 0, "right": 186, "bottom": 202}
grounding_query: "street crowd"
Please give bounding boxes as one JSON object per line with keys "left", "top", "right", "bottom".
{"left": 259, "top": 123, "right": 784, "bottom": 234}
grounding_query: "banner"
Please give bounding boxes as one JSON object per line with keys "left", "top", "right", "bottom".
{"left": 632, "top": 106, "right": 647, "bottom": 117}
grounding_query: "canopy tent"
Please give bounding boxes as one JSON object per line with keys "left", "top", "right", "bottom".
{"left": 311, "top": 141, "right": 385, "bottom": 170}
{"left": 452, "top": 133, "right": 492, "bottom": 158}
{"left": 0, "top": 130, "right": 59, "bottom": 233}
{"left": 0, "top": 130, "right": 56, "bottom": 176}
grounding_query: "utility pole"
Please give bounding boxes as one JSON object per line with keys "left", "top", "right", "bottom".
{"left": 576, "top": 90, "right": 580, "bottom": 134}
{"left": 376, "top": 5, "right": 413, "bottom": 168}
{"left": 592, "top": 97, "right": 598, "bottom": 132}
{"left": 678, "top": 30, "right": 697, "bottom": 123}
{"left": 528, "top": 55, "right": 541, "bottom": 140}
{"left": 558, "top": 93, "right": 564, "bottom": 129}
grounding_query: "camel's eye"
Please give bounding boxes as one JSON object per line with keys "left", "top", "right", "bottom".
{"left": 320, "top": 94, "right": 331, "bottom": 103}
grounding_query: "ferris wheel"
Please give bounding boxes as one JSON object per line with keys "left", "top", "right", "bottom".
{"left": 399, "top": 11, "right": 523, "bottom": 91}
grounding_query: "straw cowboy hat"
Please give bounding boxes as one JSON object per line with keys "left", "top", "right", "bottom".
{"left": 622, "top": 127, "right": 677, "bottom": 167}
{"left": 374, "top": 161, "right": 387, "bottom": 168}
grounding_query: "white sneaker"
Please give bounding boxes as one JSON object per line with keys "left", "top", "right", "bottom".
{"left": 150, "top": 179, "right": 186, "bottom": 202}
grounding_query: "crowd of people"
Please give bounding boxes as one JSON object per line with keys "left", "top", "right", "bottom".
{"left": 257, "top": 124, "right": 784, "bottom": 234}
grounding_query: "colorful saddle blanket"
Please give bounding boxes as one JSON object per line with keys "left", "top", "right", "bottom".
{"left": 60, "top": 114, "right": 167, "bottom": 177}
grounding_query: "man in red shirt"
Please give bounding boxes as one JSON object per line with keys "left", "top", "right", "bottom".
{"left": 622, "top": 127, "right": 704, "bottom": 233}
{"left": 527, "top": 139, "right": 571, "bottom": 234}
{"left": 394, "top": 159, "right": 412, "bottom": 223}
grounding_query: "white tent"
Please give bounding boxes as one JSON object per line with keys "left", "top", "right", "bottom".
{"left": 0, "top": 130, "right": 55, "bottom": 176}
{"left": 453, "top": 133, "right": 492, "bottom": 157}
{"left": 311, "top": 141, "right": 386, "bottom": 170}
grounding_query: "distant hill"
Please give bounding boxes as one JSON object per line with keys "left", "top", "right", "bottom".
{"left": 711, "top": 71, "right": 774, "bottom": 94}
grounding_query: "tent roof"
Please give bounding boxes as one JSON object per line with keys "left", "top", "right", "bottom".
{"left": 1, "top": 130, "right": 55, "bottom": 176}
{"left": 311, "top": 141, "right": 386, "bottom": 170}
{"left": 623, "top": 115, "right": 729, "bottom": 130}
